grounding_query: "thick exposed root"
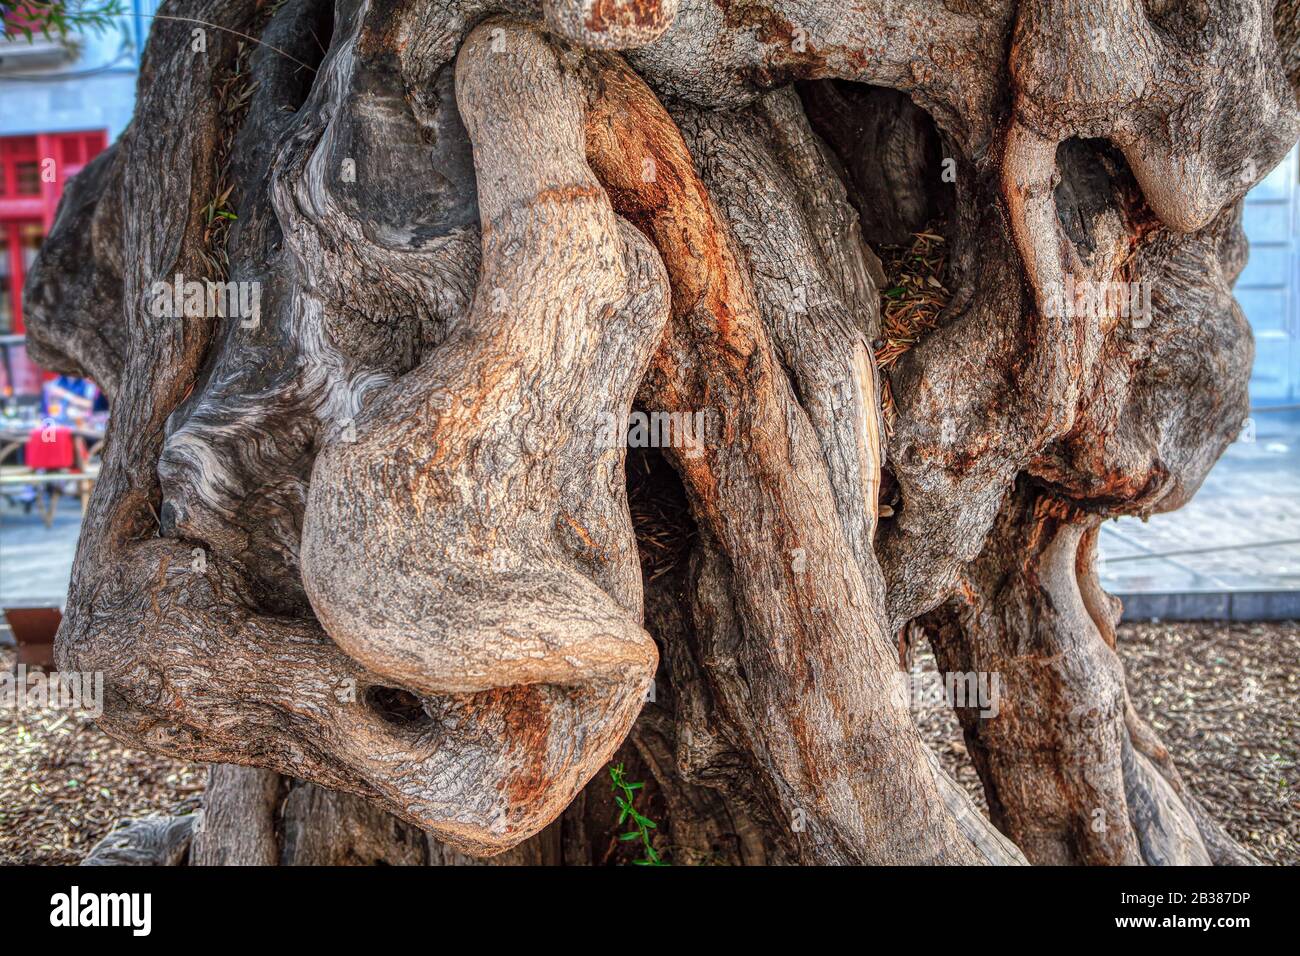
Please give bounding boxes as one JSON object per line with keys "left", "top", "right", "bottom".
{"left": 24, "top": 0, "right": 1296, "bottom": 865}
{"left": 926, "top": 486, "right": 1255, "bottom": 865}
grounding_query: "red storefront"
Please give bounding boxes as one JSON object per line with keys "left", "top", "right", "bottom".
{"left": 0, "top": 130, "right": 108, "bottom": 396}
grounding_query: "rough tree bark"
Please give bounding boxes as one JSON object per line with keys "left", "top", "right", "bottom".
{"left": 22, "top": 0, "right": 1300, "bottom": 865}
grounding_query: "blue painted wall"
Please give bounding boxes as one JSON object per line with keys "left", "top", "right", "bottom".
{"left": 1240, "top": 145, "right": 1300, "bottom": 407}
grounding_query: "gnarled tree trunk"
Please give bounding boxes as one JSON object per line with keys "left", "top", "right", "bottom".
{"left": 24, "top": 0, "right": 1300, "bottom": 865}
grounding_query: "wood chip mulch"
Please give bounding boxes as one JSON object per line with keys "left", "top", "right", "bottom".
{"left": 1120, "top": 620, "right": 1297, "bottom": 864}
{"left": 2, "top": 622, "right": 1295, "bottom": 865}
{"left": 915, "top": 620, "right": 1298, "bottom": 865}
{"left": 874, "top": 228, "right": 949, "bottom": 430}
{"left": 0, "top": 648, "right": 204, "bottom": 865}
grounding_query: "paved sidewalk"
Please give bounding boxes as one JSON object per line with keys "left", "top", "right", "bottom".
{"left": 0, "top": 496, "right": 80, "bottom": 608}
{"left": 0, "top": 497, "right": 80, "bottom": 646}
{"left": 1098, "top": 409, "right": 1300, "bottom": 618}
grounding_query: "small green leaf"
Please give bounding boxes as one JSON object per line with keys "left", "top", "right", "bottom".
{"left": 605, "top": 761, "right": 666, "bottom": 865}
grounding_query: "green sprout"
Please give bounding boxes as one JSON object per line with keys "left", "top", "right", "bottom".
{"left": 609, "top": 762, "right": 667, "bottom": 866}
{"left": 203, "top": 184, "right": 238, "bottom": 224}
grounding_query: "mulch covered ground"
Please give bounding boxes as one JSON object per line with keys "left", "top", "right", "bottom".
{"left": 2, "top": 621, "right": 1296, "bottom": 865}
{"left": 0, "top": 648, "right": 203, "bottom": 865}
{"left": 916, "top": 620, "right": 1298, "bottom": 865}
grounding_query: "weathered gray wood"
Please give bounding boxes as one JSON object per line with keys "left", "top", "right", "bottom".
{"left": 26, "top": 0, "right": 1299, "bottom": 865}
{"left": 190, "top": 765, "right": 282, "bottom": 866}
{"left": 81, "top": 815, "right": 195, "bottom": 867}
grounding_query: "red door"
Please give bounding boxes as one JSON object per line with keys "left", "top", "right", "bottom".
{"left": 0, "top": 131, "right": 107, "bottom": 396}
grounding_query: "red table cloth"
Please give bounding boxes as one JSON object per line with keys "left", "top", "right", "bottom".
{"left": 24, "top": 426, "right": 75, "bottom": 470}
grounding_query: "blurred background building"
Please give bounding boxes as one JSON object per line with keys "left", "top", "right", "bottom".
{"left": 1242, "top": 145, "right": 1300, "bottom": 407}
{"left": 1, "top": 1, "right": 158, "bottom": 395}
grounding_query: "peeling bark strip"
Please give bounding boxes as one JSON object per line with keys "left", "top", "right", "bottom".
{"left": 22, "top": 0, "right": 1299, "bottom": 864}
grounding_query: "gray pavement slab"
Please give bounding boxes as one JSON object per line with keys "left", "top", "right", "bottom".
{"left": 1098, "top": 410, "right": 1300, "bottom": 601}
{"left": 0, "top": 496, "right": 81, "bottom": 620}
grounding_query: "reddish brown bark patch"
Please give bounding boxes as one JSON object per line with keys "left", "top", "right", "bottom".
{"left": 493, "top": 685, "right": 555, "bottom": 813}
{"left": 585, "top": 0, "right": 671, "bottom": 34}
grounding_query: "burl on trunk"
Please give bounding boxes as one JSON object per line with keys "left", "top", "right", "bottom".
{"left": 24, "top": 0, "right": 1299, "bottom": 865}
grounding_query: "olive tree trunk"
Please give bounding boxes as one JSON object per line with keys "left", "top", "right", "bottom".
{"left": 29, "top": 0, "right": 1300, "bottom": 866}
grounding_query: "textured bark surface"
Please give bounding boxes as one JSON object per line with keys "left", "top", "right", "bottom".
{"left": 22, "top": 0, "right": 1299, "bottom": 864}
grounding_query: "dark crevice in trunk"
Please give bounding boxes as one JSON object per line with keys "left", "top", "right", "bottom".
{"left": 1053, "top": 137, "right": 1156, "bottom": 255}
{"left": 628, "top": 444, "right": 698, "bottom": 604}
{"left": 797, "top": 81, "right": 953, "bottom": 247}
{"left": 365, "top": 685, "right": 435, "bottom": 729}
